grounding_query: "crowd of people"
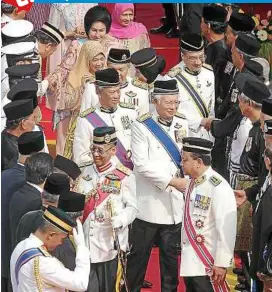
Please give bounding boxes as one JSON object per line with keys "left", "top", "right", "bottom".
{"left": 1, "top": 2, "right": 272, "bottom": 292}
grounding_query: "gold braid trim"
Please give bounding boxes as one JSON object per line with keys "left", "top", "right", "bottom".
{"left": 34, "top": 257, "right": 43, "bottom": 292}
{"left": 63, "top": 112, "right": 79, "bottom": 159}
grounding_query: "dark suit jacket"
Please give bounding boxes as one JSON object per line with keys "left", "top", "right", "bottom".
{"left": 180, "top": 4, "right": 203, "bottom": 34}
{"left": 1, "top": 163, "right": 25, "bottom": 278}
{"left": 205, "top": 39, "right": 228, "bottom": 115}
{"left": 1, "top": 129, "right": 19, "bottom": 171}
{"left": 16, "top": 210, "right": 44, "bottom": 245}
{"left": 9, "top": 183, "right": 42, "bottom": 249}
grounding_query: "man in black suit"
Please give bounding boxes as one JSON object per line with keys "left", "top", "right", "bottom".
{"left": 1, "top": 131, "right": 45, "bottom": 292}
{"left": 9, "top": 151, "right": 53, "bottom": 249}
{"left": 15, "top": 172, "right": 70, "bottom": 245}
{"left": 1, "top": 99, "right": 36, "bottom": 171}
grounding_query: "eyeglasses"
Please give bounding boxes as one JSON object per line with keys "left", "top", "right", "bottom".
{"left": 90, "top": 145, "right": 114, "bottom": 156}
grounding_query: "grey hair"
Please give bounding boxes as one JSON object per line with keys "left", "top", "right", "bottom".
{"left": 239, "top": 92, "right": 262, "bottom": 109}
{"left": 42, "top": 190, "right": 59, "bottom": 204}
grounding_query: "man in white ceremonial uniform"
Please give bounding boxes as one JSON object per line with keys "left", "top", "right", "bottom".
{"left": 73, "top": 68, "right": 137, "bottom": 168}
{"left": 81, "top": 48, "right": 149, "bottom": 116}
{"left": 180, "top": 137, "right": 237, "bottom": 292}
{"left": 74, "top": 127, "right": 137, "bottom": 292}
{"left": 126, "top": 80, "right": 189, "bottom": 292}
{"left": 10, "top": 206, "right": 90, "bottom": 292}
{"left": 166, "top": 33, "right": 215, "bottom": 141}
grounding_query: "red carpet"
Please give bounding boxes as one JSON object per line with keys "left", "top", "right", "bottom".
{"left": 143, "top": 248, "right": 185, "bottom": 292}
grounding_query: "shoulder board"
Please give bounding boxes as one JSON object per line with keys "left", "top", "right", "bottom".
{"left": 203, "top": 63, "right": 213, "bottom": 71}
{"left": 137, "top": 112, "right": 152, "bottom": 122}
{"left": 209, "top": 175, "right": 222, "bottom": 186}
{"left": 80, "top": 107, "right": 95, "bottom": 118}
{"left": 168, "top": 67, "right": 182, "bottom": 78}
{"left": 175, "top": 112, "right": 186, "bottom": 119}
{"left": 119, "top": 102, "right": 135, "bottom": 110}
{"left": 116, "top": 163, "right": 131, "bottom": 176}
{"left": 38, "top": 247, "right": 52, "bottom": 257}
{"left": 132, "top": 78, "right": 148, "bottom": 90}
{"left": 78, "top": 160, "right": 93, "bottom": 169}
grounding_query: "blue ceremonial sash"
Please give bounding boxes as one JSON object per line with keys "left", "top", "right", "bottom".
{"left": 175, "top": 72, "right": 209, "bottom": 118}
{"left": 142, "top": 117, "right": 184, "bottom": 177}
{"left": 85, "top": 111, "right": 134, "bottom": 170}
{"left": 15, "top": 248, "right": 43, "bottom": 284}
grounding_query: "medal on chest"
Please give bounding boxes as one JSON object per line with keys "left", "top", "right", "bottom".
{"left": 194, "top": 194, "right": 211, "bottom": 211}
{"left": 121, "top": 115, "right": 131, "bottom": 130}
{"left": 245, "top": 137, "right": 253, "bottom": 152}
{"left": 224, "top": 61, "right": 234, "bottom": 74}
{"left": 125, "top": 91, "right": 138, "bottom": 106}
{"left": 231, "top": 88, "right": 239, "bottom": 103}
{"left": 174, "top": 129, "right": 187, "bottom": 143}
{"left": 102, "top": 174, "right": 121, "bottom": 194}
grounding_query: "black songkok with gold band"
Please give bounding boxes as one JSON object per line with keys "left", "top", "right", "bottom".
{"left": 93, "top": 127, "right": 117, "bottom": 145}
{"left": 43, "top": 206, "right": 76, "bottom": 234}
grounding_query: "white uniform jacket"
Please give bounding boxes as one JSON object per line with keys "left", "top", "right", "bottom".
{"left": 76, "top": 161, "right": 137, "bottom": 263}
{"left": 73, "top": 105, "right": 137, "bottom": 166}
{"left": 166, "top": 62, "right": 215, "bottom": 141}
{"left": 131, "top": 111, "right": 188, "bottom": 225}
{"left": 80, "top": 76, "right": 149, "bottom": 117}
{"left": 229, "top": 117, "right": 252, "bottom": 173}
{"left": 10, "top": 234, "right": 90, "bottom": 292}
{"left": 180, "top": 167, "right": 237, "bottom": 277}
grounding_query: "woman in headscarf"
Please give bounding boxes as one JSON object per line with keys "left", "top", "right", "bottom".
{"left": 49, "top": 40, "right": 106, "bottom": 156}
{"left": 109, "top": 4, "right": 150, "bottom": 56}
{"left": 46, "top": 4, "right": 98, "bottom": 74}
{"left": 46, "top": 6, "right": 117, "bottom": 110}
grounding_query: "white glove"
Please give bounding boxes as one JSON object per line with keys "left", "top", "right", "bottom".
{"left": 111, "top": 216, "right": 123, "bottom": 230}
{"left": 72, "top": 219, "right": 85, "bottom": 247}
{"left": 37, "top": 80, "right": 49, "bottom": 96}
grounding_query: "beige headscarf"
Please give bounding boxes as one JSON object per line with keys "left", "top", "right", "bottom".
{"left": 67, "top": 40, "right": 106, "bottom": 89}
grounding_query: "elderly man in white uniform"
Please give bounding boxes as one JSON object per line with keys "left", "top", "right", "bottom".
{"left": 80, "top": 48, "right": 149, "bottom": 116}
{"left": 73, "top": 68, "right": 137, "bottom": 168}
{"left": 180, "top": 137, "right": 237, "bottom": 292}
{"left": 166, "top": 33, "right": 215, "bottom": 141}
{"left": 74, "top": 126, "right": 137, "bottom": 292}
{"left": 126, "top": 79, "right": 189, "bottom": 292}
{"left": 10, "top": 206, "right": 90, "bottom": 292}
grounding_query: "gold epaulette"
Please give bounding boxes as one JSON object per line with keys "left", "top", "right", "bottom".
{"left": 168, "top": 67, "right": 182, "bottom": 78}
{"left": 119, "top": 102, "right": 135, "bottom": 110}
{"left": 132, "top": 78, "right": 148, "bottom": 90}
{"left": 195, "top": 175, "right": 206, "bottom": 186}
{"left": 78, "top": 160, "right": 93, "bottom": 168}
{"left": 80, "top": 107, "right": 95, "bottom": 118}
{"left": 137, "top": 112, "right": 152, "bottom": 122}
{"left": 116, "top": 163, "right": 131, "bottom": 176}
{"left": 209, "top": 175, "right": 222, "bottom": 186}
{"left": 175, "top": 112, "right": 186, "bottom": 119}
{"left": 38, "top": 246, "right": 52, "bottom": 257}
{"left": 203, "top": 63, "right": 213, "bottom": 71}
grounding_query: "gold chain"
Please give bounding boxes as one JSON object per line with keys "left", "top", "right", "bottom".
{"left": 34, "top": 257, "right": 43, "bottom": 292}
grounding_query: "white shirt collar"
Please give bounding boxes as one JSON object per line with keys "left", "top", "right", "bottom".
{"left": 27, "top": 182, "right": 43, "bottom": 193}
{"left": 29, "top": 233, "right": 44, "bottom": 247}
